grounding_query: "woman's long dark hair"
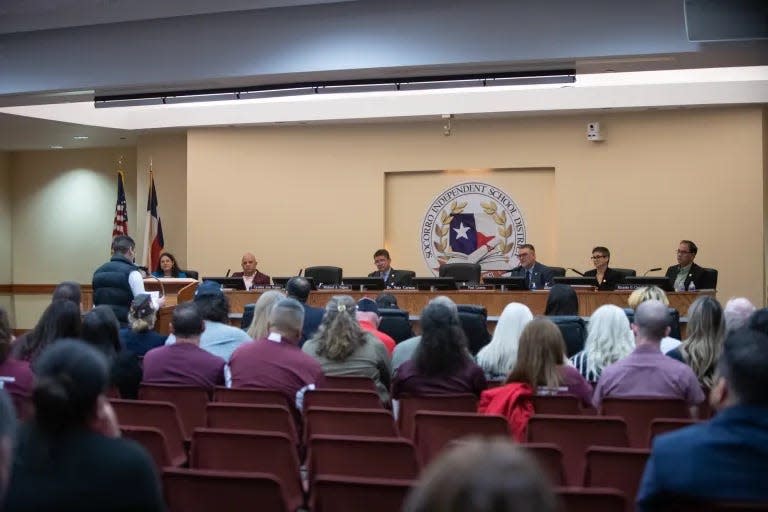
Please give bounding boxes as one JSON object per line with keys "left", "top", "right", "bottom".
{"left": 13, "top": 300, "right": 81, "bottom": 362}
{"left": 414, "top": 302, "right": 470, "bottom": 377}
{"left": 544, "top": 284, "right": 579, "bottom": 316}
{"left": 155, "top": 252, "right": 182, "bottom": 277}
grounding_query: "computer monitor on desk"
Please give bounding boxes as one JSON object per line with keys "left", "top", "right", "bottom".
{"left": 482, "top": 277, "right": 528, "bottom": 291}
{"left": 412, "top": 277, "right": 457, "bottom": 291}
{"left": 202, "top": 277, "right": 246, "bottom": 290}
{"left": 553, "top": 277, "right": 598, "bottom": 288}
{"left": 620, "top": 276, "right": 674, "bottom": 292}
{"left": 342, "top": 277, "right": 386, "bottom": 291}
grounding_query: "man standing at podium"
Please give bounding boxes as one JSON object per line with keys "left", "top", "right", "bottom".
{"left": 92, "top": 235, "right": 150, "bottom": 325}
{"left": 368, "top": 249, "right": 410, "bottom": 288}
{"left": 232, "top": 252, "right": 270, "bottom": 289}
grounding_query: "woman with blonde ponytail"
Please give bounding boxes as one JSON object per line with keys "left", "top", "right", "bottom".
{"left": 303, "top": 295, "right": 392, "bottom": 403}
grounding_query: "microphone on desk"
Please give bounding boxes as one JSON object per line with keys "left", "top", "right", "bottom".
{"left": 298, "top": 268, "right": 303, "bottom": 277}
{"left": 643, "top": 267, "right": 662, "bottom": 276}
{"left": 225, "top": 269, "right": 231, "bottom": 277}
{"left": 568, "top": 268, "right": 585, "bottom": 276}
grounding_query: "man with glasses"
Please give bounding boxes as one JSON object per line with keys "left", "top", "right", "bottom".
{"left": 509, "top": 244, "right": 554, "bottom": 290}
{"left": 583, "top": 246, "right": 623, "bottom": 290}
{"left": 664, "top": 240, "right": 715, "bottom": 290}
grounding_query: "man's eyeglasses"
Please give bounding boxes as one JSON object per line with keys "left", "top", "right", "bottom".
{"left": 676, "top": 250, "right": 692, "bottom": 254}
{"left": 590, "top": 255, "right": 607, "bottom": 260}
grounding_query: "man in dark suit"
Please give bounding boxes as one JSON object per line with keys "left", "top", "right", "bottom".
{"left": 231, "top": 252, "right": 270, "bottom": 290}
{"left": 368, "top": 249, "right": 412, "bottom": 287}
{"left": 285, "top": 276, "right": 324, "bottom": 347}
{"left": 637, "top": 327, "right": 768, "bottom": 509}
{"left": 664, "top": 240, "right": 715, "bottom": 290}
{"left": 508, "top": 244, "right": 553, "bottom": 290}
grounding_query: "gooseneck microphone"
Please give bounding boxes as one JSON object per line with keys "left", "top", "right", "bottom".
{"left": 643, "top": 267, "right": 662, "bottom": 276}
{"left": 568, "top": 268, "right": 585, "bottom": 276}
{"left": 225, "top": 269, "right": 231, "bottom": 277}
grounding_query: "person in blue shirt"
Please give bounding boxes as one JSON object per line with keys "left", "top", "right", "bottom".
{"left": 151, "top": 252, "right": 187, "bottom": 278}
{"left": 637, "top": 326, "right": 768, "bottom": 509}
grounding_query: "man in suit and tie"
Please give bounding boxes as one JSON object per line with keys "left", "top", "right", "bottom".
{"left": 509, "top": 244, "right": 553, "bottom": 290}
{"left": 368, "top": 249, "right": 412, "bottom": 288}
{"left": 637, "top": 326, "right": 768, "bottom": 509}
{"left": 664, "top": 240, "right": 715, "bottom": 290}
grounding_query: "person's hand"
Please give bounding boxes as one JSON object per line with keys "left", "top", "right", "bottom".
{"left": 157, "top": 296, "right": 167, "bottom": 307}
{"left": 91, "top": 395, "right": 121, "bottom": 438}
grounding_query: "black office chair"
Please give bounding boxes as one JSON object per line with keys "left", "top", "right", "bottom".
{"left": 377, "top": 308, "right": 413, "bottom": 343}
{"left": 304, "top": 266, "right": 343, "bottom": 285}
{"left": 457, "top": 304, "right": 491, "bottom": 355}
{"left": 548, "top": 316, "right": 587, "bottom": 357}
{"left": 396, "top": 270, "right": 416, "bottom": 287}
{"left": 183, "top": 269, "right": 199, "bottom": 280}
{"left": 698, "top": 268, "right": 718, "bottom": 289}
{"left": 612, "top": 268, "right": 636, "bottom": 278}
{"left": 241, "top": 303, "right": 256, "bottom": 330}
{"left": 548, "top": 266, "right": 566, "bottom": 278}
{"left": 439, "top": 263, "right": 481, "bottom": 284}
{"left": 623, "top": 307, "right": 681, "bottom": 340}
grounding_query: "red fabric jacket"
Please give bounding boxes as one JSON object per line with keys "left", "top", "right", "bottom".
{"left": 478, "top": 382, "right": 534, "bottom": 441}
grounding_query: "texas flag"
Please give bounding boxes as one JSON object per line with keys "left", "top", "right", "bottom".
{"left": 142, "top": 171, "right": 164, "bottom": 271}
{"left": 449, "top": 214, "right": 495, "bottom": 254}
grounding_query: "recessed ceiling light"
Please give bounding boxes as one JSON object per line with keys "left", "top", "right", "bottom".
{"left": 73, "top": 135, "right": 89, "bottom": 140}
{"left": 50, "top": 145, "right": 64, "bottom": 149}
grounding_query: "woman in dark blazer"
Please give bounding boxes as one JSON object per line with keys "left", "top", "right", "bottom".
{"left": 583, "top": 246, "right": 623, "bottom": 291}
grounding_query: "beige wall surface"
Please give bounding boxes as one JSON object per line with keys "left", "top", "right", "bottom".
{"left": 187, "top": 107, "right": 765, "bottom": 306}
{"left": 0, "top": 151, "right": 12, "bottom": 320}
{"left": 136, "top": 133, "right": 188, "bottom": 270}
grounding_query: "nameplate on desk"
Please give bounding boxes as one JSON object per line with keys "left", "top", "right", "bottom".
{"left": 250, "top": 285, "right": 283, "bottom": 291}
{"left": 317, "top": 285, "right": 348, "bottom": 290}
{"left": 461, "top": 285, "right": 494, "bottom": 291}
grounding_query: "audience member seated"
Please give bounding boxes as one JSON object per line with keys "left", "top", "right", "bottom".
{"left": 506, "top": 318, "right": 593, "bottom": 408}
{"left": 231, "top": 252, "right": 270, "bottom": 289}
{"left": 403, "top": 438, "right": 557, "bottom": 512}
{"left": 81, "top": 307, "right": 142, "bottom": 400}
{"left": 150, "top": 252, "right": 187, "bottom": 278}
{"left": 51, "top": 281, "right": 82, "bottom": 310}
{"left": 476, "top": 303, "right": 533, "bottom": 381}
{"left": 375, "top": 292, "right": 399, "bottom": 309}
{"left": 667, "top": 296, "right": 724, "bottom": 390}
{"left": 285, "top": 277, "right": 323, "bottom": 346}
{"left": 724, "top": 297, "right": 756, "bottom": 334}
{"left": 166, "top": 281, "right": 251, "bottom": 362}
{"left": 583, "top": 245, "right": 624, "bottom": 290}
{"left": 0, "top": 307, "right": 33, "bottom": 418}
{"left": 544, "top": 284, "right": 579, "bottom": 315}
{"left": 11, "top": 299, "right": 81, "bottom": 363}
{"left": 748, "top": 307, "right": 768, "bottom": 335}
{"left": 392, "top": 302, "right": 486, "bottom": 398}
{"left": 144, "top": 303, "right": 226, "bottom": 390}
{"left": 637, "top": 327, "right": 768, "bottom": 509}
{"left": 570, "top": 304, "right": 635, "bottom": 382}
{"left": 593, "top": 300, "right": 705, "bottom": 412}
{"left": 390, "top": 296, "right": 456, "bottom": 374}
{"left": 229, "top": 298, "right": 324, "bottom": 410}
{"left": 118, "top": 294, "right": 167, "bottom": 357}
{"left": 3, "top": 340, "right": 163, "bottom": 512}
{"left": 356, "top": 298, "right": 396, "bottom": 355}
{"left": 627, "top": 285, "right": 681, "bottom": 353}
{"left": 302, "top": 295, "right": 391, "bottom": 404}
{"left": 245, "top": 290, "right": 285, "bottom": 341}
{"left": 0, "top": 391, "right": 14, "bottom": 504}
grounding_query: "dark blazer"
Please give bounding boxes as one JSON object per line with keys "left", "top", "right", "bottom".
{"left": 367, "top": 268, "right": 412, "bottom": 288}
{"left": 583, "top": 267, "right": 624, "bottom": 291}
{"left": 664, "top": 262, "right": 714, "bottom": 290}
{"left": 300, "top": 303, "right": 324, "bottom": 347}
{"left": 509, "top": 261, "right": 554, "bottom": 289}
{"left": 637, "top": 406, "right": 768, "bottom": 510}
{"left": 231, "top": 270, "right": 271, "bottom": 289}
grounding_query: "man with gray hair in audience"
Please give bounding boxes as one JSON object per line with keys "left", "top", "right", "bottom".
{"left": 593, "top": 300, "right": 705, "bottom": 415}
{"left": 723, "top": 297, "right": 756, "bottom": 334}
{"left": 229, "top": 297, "right": 324, "bottom": 410}
{"left": 391, "top": 296, "right": 459, "bottom": 374}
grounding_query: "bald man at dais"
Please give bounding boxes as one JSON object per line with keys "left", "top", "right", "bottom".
{"left": 231, "top": 252, "right": 271, "bottom": 289}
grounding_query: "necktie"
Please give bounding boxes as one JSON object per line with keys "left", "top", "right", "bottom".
{"left": 526, "top": 269, "right": 532, "bottom": 287}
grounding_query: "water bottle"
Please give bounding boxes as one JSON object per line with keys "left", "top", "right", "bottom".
{"left": 688, "top": 281, "right": 696, "bottom": 292}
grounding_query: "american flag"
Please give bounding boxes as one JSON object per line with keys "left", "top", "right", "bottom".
{"left": 112, "top": 171, "right": 128, "bottom": 238}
